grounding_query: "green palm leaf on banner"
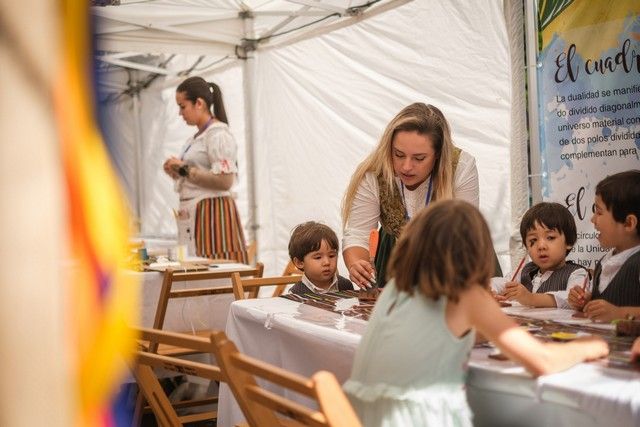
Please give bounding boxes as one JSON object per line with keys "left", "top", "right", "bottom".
{"left": 539, "top": 0, "right": 574, "bottom": 31}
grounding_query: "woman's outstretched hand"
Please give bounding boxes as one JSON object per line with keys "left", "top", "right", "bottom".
{"left": 348, "top": 259, "right": 376, "bottom": 289}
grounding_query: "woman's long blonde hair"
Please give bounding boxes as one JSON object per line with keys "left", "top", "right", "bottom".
{"left": 342, "top": 103, "right": 456, "bottom": 226}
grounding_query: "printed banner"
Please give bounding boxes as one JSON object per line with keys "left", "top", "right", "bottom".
{"left": 537, "top": 0, "right": 640, "bottom": 269}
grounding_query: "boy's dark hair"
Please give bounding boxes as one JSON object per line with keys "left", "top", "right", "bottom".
{"left": 288, "top": 221, "right": 339, "bottom": 261}
{"left": 519, "top": 202, "right": 577, "bottom": 253}
{"left": 388, "top": 200, "right": 494, "bottom": 303}
{"left": 596, "top": 170, "right": 640, "bottom": 236}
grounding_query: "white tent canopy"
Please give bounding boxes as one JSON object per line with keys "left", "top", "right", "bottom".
{"left": 94, "top": 0, "right": 412, "bottom": 69}
{"left": 93, "top": 0, "right": 529, "bottom": 275}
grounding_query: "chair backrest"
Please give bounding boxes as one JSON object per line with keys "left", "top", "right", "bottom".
{"left": 132, "top": 328, "right": 223, "bottom": 427}
{"left": 271, "top": 260, "right": 304, "bottom": 297}
{"left": 211, "top": 331, "right": 361, "bottom": 427}
{"left": 231, "top": 272, "right": 303, "bottom": 300}
{"left": 149, "top": 262, "right": 264, "bottom": 353}
{"left": 247, "top": 240, "right": 257, "bottom": 265}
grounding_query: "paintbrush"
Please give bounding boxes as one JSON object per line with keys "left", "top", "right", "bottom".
{"left": 581, "top": 274, "right": 589, "bottom": 291}
{"left": 510, "top": 256, "right": 527, "bottom": 282}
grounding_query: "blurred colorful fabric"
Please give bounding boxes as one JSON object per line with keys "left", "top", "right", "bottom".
{"left": 55, "top": 1, "right": 139, "bottom": 425}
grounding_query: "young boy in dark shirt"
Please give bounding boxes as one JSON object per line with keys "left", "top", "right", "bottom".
{"left": 493, "top": 202, "right": 587, "bottom": 308}
{"left": 287, "top": 221, "right": 353, "bottom": 295}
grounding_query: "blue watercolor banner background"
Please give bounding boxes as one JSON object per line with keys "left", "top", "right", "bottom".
{"left": 537, "top": 3, "right": 640, "bottom": 268}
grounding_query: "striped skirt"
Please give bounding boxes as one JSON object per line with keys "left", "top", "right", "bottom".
{"left": 194, "top": 196, "right": 248, "bottom": 263}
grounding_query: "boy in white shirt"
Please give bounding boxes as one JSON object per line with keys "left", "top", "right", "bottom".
{"left": 569, "top": 170, "right": 640, "bottom": 321}
{"left": 493, "top": 202, "right": 588, "bottom": 308}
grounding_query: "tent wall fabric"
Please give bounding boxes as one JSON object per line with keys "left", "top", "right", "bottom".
{"left": 253, "top": 1, "right": 513, "bottom": 275}
{"left": 96, "top": 0, "right": 526, "bottom": 277}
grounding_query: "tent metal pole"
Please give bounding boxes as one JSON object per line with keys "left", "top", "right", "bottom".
{"left": 504, "top": 0, "right": 529, "bottom": 271}
{"left": 524, "top": 0, "right": 543, "bottom": 204}
{"left": 132, "top": 86, "right": 145, "bottom": 232}
{"left": 242, "top": 14, "right": 259, "bottom": 254}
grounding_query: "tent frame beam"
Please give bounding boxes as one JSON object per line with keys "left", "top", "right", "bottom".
{"left": 253, "top": 10, "right": 332, "bottom": 17}
{"left": 93, "top": 9, "right": 239, "bottom": 33}
{"left": 98, "top": 57, "right": 171, "bottom": 75}
{"left": 93, "top": 11, "right": 238, "bottom": 45}
{"left": 524, "top": 0, "right": 542, "bottom": 204}
{"left": 260, "top": 0, "right": 410, "bottom": 50}
{"left": 261, "top": 5, "right": 313, "bottom": 39}
{"left": 242, "top": 13, "right": 259, "bottom": 251}
{"left": 285, "top": 0, "right": 347, "bottom": 15}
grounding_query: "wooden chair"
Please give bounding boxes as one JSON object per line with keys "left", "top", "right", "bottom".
{"left": 211, "top": 330, "right": 361, "bottom": 427}
{"left": 132, "top": 328, "right": 223, "bottom": 427}
{"left": 247, "top": 240, "right": 258, "bottom": 266}
{"left": 145, "top": 262, "right": 264, "bottom": 356}
{"left": 134, "top": 264, "right": 266, "bottom": 425}
{"left": 231, "top": 272, "right": 302, "bottom": 301}
{"left": 271, "top": 260, "right": 304, "bottom": 297}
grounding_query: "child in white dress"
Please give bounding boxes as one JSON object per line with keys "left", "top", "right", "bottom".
{"left": 343, "top": 200, "right": 608, "bottom": 427}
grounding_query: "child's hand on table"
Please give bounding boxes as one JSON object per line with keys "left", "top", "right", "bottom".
{"left": 583, "top": 299, "right": 621, "bottom": 322}
{"left": 568, "top": 287, "right": 590, "bottom": 311}
{"left": 491, "top": 289, "right": 507, "bottom": 303}
{"left": 503, "top": 281, "right": 532, "bottom": 305}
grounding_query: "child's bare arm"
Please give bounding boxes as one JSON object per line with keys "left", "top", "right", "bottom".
{"left": 527, "top": 292, "right": 557, "bottom": 307}
{"left": 465, "top": 287, "right": 608, "bottom": 376}
{"left": 503, "top": 281, "right": 557, "bottom": 307}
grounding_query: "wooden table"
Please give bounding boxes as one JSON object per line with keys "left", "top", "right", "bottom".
{"left": 217, "top": 297, "right": 640, "bottom": 427}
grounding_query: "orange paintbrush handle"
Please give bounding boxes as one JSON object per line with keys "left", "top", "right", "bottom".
{"left": 368, "top": 229, "right": 379, "bottom": 260}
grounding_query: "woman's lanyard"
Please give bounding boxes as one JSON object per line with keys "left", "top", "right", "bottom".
{"left": 400, "top": 176, "right": 433, "bottom": 220}
{"left": 180, "top": 143, "right": 193, "bottom": 161}
{"left": 180, "top": 118, "right": 214, "bottom": 160}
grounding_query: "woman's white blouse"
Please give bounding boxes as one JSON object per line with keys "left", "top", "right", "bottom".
{"left": 342, "top": 150, "right": 479, "bottom": 251}
{"left": 175, "top": 121, "right": 238, "bottom": 200}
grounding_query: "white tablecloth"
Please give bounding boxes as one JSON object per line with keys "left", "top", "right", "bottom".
{"left": 126, "top": 262, "right": 253, "bottom": 332}
{"left": 217, "top": 298, "right": 640, "bottom": 427}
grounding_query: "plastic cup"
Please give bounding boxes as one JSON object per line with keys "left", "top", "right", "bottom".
{"left": 177, "top": 244, "right": 187, "bottom": 261}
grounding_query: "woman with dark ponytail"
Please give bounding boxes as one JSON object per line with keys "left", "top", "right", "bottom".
{"left": 163, "top": 76, "right": 248, "bottom": 263}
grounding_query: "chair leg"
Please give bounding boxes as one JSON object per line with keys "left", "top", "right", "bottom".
{"left": 131, "top": 392, "right": 145, "bottom": 427}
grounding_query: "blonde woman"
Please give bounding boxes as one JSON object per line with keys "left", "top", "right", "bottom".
{"left": 342, "top": 103, "right": 480, "bottom": 288}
